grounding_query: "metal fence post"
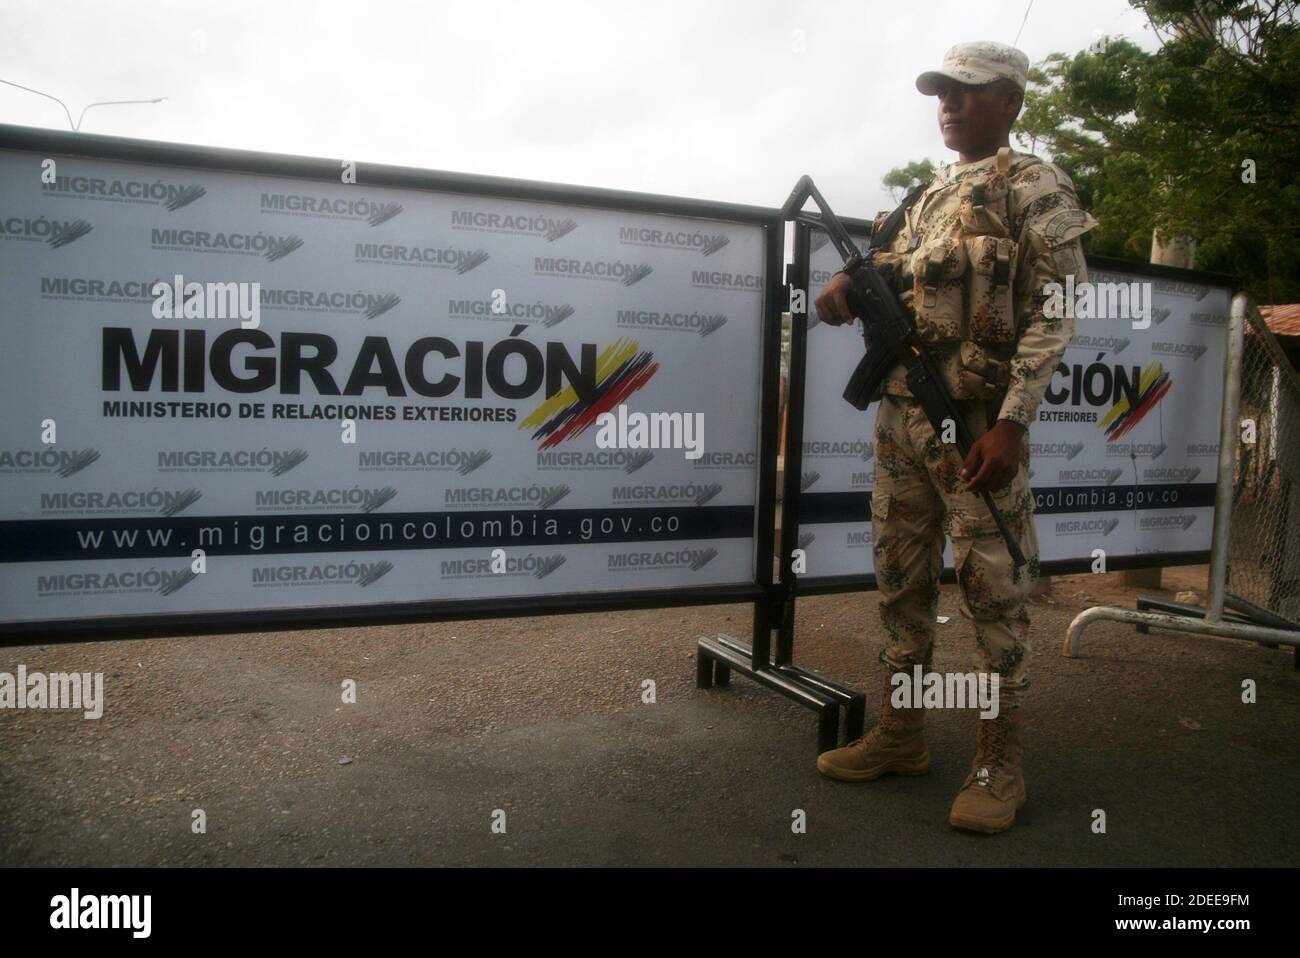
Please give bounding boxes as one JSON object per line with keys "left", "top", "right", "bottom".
{"left": 1205, "top": 292, "right": 1248, "bottom": 624}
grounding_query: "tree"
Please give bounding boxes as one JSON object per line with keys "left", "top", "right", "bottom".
{"left": 882, "top": 159, "right": 937, "bottom": 202}
{"left": 1017, "top": 0, "right": 1300, "bottom": 304}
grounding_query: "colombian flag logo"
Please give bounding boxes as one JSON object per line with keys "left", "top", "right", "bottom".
{"left": 1099, "top": 362, "right": 1172, "bottom": 441}
{"left": 519, "top": 337, "right": 659, "bottom": 449}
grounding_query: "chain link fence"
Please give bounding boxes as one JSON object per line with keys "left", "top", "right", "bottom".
{"left": 1068, "top": 294, "right": 1300, "bottom": 659}
{"left": 1225, "top": 306, "right": 1300, "bottom": 628}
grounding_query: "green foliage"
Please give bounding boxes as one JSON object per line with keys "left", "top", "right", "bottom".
{"left": 1017, "top": 0, "right": 1300, "bottom": 304}
{"left": 881, "top": 158, "right": 937, "bottom": 202}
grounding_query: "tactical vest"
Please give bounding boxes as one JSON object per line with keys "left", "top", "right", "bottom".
{"left": 875, "top": 147, "right": 1036, "bottom": 403}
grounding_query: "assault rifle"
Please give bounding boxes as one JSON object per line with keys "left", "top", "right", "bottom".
{"left": 781, "top": 174, "right": 1026, "bottom": 567}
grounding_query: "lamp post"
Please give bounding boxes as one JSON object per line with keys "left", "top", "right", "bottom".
{"left": 0, "top": 79, "right": 166, "bottom": 130}
{"left": 77, "top": 98, "right": 167, "bottom": 130}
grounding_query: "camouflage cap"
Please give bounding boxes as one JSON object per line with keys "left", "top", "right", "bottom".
{"left": 916, "top": 41, "right": 1030, "bottom": 95}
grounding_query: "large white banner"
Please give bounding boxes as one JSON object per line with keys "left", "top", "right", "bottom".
{"left": 799, "top": 229, "right": 1229, "bottom": 579}
{"left": 0, "top": 147, "right": 768, "bottom": 625}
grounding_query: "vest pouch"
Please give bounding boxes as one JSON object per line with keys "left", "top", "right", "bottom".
{"left": 909, "top": 237, "right": 967, "bottom": 343}
{"left": 965, "top": 235, "right": 1017, "bottom": 344}
{"left": 958, "top": 175, "right": 1011, "bottom": 237}
{"left": 953, "top": 341, "right": 1012, "bottom": 402}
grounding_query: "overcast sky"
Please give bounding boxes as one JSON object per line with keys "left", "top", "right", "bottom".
{"left": 1, "top": 0, "right": 1155, "bottom": 218}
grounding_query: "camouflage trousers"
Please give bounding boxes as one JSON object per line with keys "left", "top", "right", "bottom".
{"left": 871, "top": 393, "right": 1040, "bottom": 703}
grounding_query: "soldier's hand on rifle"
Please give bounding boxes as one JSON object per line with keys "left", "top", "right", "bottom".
{"left": 813, "top": 271, "right": 856, "bottom": 325}
{"left": 962, "top": 420, "right": 1025, "bottom": 494}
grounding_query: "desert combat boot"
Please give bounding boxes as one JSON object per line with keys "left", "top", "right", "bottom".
{"left": 948, "top": 706, "right": 1026, "bottom": 833}
{"left": 816, "top": 676, "right": 930, "bottom": 782}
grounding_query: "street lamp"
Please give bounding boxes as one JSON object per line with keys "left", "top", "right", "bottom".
{"left": 0, "top": 78, "right": 166, "bottom": 131}
{"left": 77, "top": 98, "right": 167, "bottom": 130}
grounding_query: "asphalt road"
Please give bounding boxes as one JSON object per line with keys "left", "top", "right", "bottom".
{"left": 2, "top": 567, "right": 1297, "bottom": 867}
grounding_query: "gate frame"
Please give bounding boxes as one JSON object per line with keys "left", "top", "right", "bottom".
{"left": 695, "top": 220, "right": 865, "bottom": 754}
{"left": 1065, "top": 291, "right": 1300, "bottom": 666}
{"left": 711, "top": 210, "right": 1260, "bottom": 755}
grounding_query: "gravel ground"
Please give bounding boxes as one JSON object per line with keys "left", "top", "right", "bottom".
{"left": 2, "top": 565, "right": 1297, "bottom": 867}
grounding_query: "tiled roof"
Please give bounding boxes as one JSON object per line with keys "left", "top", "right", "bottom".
{"left": 1259, "top": 304, "right": 1300, "bottom": 337}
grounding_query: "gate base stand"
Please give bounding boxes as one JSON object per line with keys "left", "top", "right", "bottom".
{"left": 696, "top": 633, "right": 866, "bottom": 754}
{"left": 1133, "top": 595, "right": 1300, "bottom": 671}
{"left": 1065, "top": 603, "right": 1300, "bottom": 666}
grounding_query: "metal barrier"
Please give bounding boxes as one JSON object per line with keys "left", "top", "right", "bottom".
{"left": 0, "top": 124, "right": 867, "bottom": 752}
{"left": 1066, "top": 292, "right": 1300, "bottom": 663}
{"left": 10, "top": 123, "right": 1288, "bottom": 756}
{"left": 0, "top": 123, "right": 787, "bottom": 645}
{"left": 695, "top": 220, "right": 867, "bottom": 754}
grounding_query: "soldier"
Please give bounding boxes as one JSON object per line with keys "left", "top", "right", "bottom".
{"left": 812, "top": 41, "right": 1097, "bottom": 833}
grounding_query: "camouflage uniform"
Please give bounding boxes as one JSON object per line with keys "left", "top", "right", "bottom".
{"left": 868, "top": 146, "right": 1096, "bottom": 704}
{"left": 815, "top": 39, "right": 1100, "bottom": 832}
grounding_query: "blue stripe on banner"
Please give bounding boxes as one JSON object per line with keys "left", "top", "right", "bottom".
{"left": 0, "top": 505, "right": 755, "bottom": 563}
{"left": 800, "top": 483, "right": 1217, "bottom": 525}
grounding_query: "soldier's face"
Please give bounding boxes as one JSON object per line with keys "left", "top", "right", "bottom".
{"left": 935, "top": 80, "right": 1019, "bottom": 158}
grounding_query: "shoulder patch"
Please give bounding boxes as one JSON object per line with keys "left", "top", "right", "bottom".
{"left": 1039, "top": 207, "right": 1099, "bottom": 248}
